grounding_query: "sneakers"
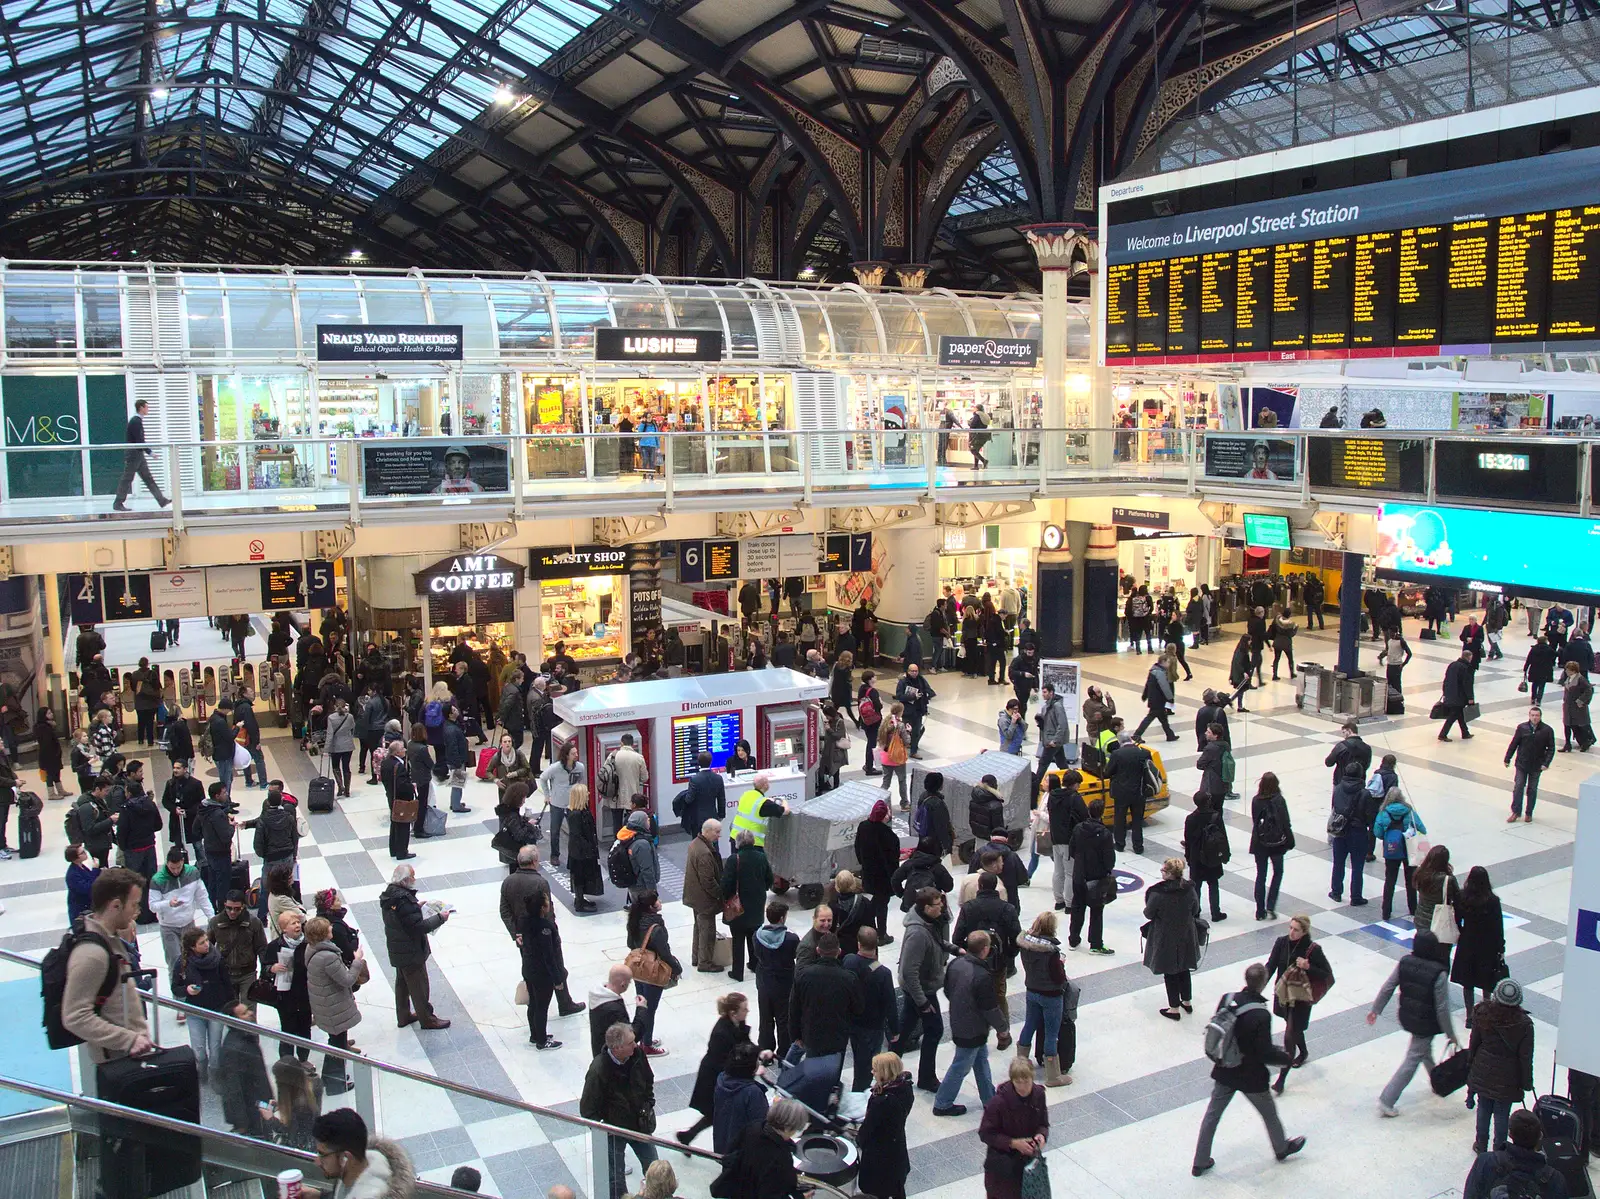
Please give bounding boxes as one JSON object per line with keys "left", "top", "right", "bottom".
{"left": 1378, "top": 1104, "right": 1399, "bottom": 1117}
{"left": 1089, "top": 945, "right": 1115, "bottom": 956}
{"left": 531, "top": 1037, "right": 562, "bottom": 1050}
{"left": 643, "top": 1044, "right": 669, "bottom": 1058}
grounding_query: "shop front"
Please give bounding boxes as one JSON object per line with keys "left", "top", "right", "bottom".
{"left": 1111, "top": 508, "right": 1202, "bottom": 598}
{"left": 936, "top": 524, "right": 1034, "bottom": 616}
{"left": 412, "top": 551, "right": 526, "bottom": 683}
{"left": 529, "top": 545, "right": 630, "bottom": 670}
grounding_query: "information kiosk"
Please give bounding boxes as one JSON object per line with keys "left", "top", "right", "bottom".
{"left": 550, "top": 668, "right": 828, "bottom": 817}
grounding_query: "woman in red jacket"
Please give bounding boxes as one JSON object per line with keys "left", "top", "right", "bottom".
{"left": 979, "top": 1057, "right": 1049, "bottom": 1199}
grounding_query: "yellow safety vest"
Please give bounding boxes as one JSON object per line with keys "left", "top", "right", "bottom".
{"left": 732, "top": 788, "right": 771, "bottom": 846}
{"left": 1096, "top": 727, "right": 1117, "bottom": 752}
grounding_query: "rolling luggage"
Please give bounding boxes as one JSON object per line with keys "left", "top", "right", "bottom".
{"left": 16, "top": 792, "right": 43, "bottom": 859}
{"left": 1386, "top": 686, "right": 1405, "bottom": 716}
{"left": 476, "top": 745, "right": 497, "bottom": 780}
{"left": 97, "top": 1045, "right": 203, "bottom": 1199}
{"left": 150, "top": 630, "right": 168, "bottom": 653}
{"left": 1536, "top": 1092, "right": 1593, "bottom": 1197}
{"left": 308, "top": 774, "right": 336, "bottom": 813}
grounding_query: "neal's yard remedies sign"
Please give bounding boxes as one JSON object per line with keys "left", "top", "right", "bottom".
{"left": 937, "top": 336, "right": 1039, "bottom": 368}
{"left": 594, "top": 327, "right": 723, "bottom": 362}
{"left": 317, "top": 325, "right": 464, "bottom": 362}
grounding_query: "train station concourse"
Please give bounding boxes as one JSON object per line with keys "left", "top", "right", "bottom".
{"left": 0, "top": 2, "right": 1598, "bottom": 1198}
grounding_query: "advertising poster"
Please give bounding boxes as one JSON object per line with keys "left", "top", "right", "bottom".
{"left": 1202, "top": 435, "right": 1298, "bottom": 484}
{"left": 1039, "top": 659, "right": 1081, "bottom": 724}
{"left": 1375, "top": 502, "right": 1600, "bottom": 600}
{"left": 361, "top": 443, "right": 510, "bottom": 498}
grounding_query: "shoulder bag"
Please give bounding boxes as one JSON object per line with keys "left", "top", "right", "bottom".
{"left": 1430, "top": 888, "right": 1460, "bottom": 945}
{"left": 722, "top": 854, "right": 744, "bottom": 925}
{"left": 390, "top": 763, "right": 419, "bottom": 825}
{"left": 623, "top": 924, "right": 675, "bottom": 987}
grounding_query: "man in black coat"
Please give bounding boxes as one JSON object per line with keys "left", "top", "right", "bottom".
{"left": 579, "top": 1023, "right": 657, "bottom": 1199}
{"left": 1192, "top": 962, "right": 1304, "bottom": 1174}
{"left": 842, "top": 928, "right": 899, "bottom": 1091}
{"left": 1194, "top": 690, "right": 1230, "bottom": 752}
{"left": 1325, "top": 720, "right": 1372, "bottom": 783}
{"left": 787, "top": 932, "right": 863, "bottom": 1063}
{"left": 116, "top": 765, "right": 164, "bottom": 923}
{"left": 1440, "top": 650, "right": 1478, "bottom": 741}
{"left": 953, "top": 871, "right": 1021, "bottom": 1001}
{"left": 675, "top": 751, "right": 726, "bottom": 835}
{"left": 379, "top": 863, "right": 451, "bottom": 1030}
{"left": 112, "top": 398, "right": 170, "bottom": 510}
{"left": 1505, "top": 706, "right": 1557, "bottom": 823}
{"left": 161, "top": 759, "right": 206, "bottom": 860}
{"left": 1107, "top": 732, "right": 1152, "bottom": 855}
{"left": 894, "top": 665, "right": 935, "bottom": 758}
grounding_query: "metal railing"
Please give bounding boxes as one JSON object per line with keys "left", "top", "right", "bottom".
{"left": 0, "top": 425, "right": 1592, "bottom": 534}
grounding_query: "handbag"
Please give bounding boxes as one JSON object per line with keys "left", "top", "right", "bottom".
{"left": 1517, "top": 680, "right": 1529, "bottom": 693}
{"left": 1032, "top": 808, "right": 1052, "bottom": 854}
{"left": 1431, "top": 1047, "right": 1473, "bottom": 1096}
{"left": 1019, "top": 1155, "right": 1052, "bottom": 1199}
{"left": 1094, "top": 875, "right": 1118, "bottom": 905}
{"left": 1429, "top": 701, "right": 1449, "bottom": 720}
{"left": 722, "top": 855, "right": 744, "bottom": 925}
{"left": 391, "top": 797, "right": 419, "bottom": 824}
{"left": 1465, "top": 702, "right": 1482, "bottom": 722}
{"left": 623, "top": 924, "right": 675, "bottom": 987}
{"left": 1430, "top": 895, "right": 1460, "bottom": 944}
{"left": 1275, "top": 967, "right": 1314, "bottom": 1008}
{"left": 514, "top": 980, "right": 529, "bottom": 1005}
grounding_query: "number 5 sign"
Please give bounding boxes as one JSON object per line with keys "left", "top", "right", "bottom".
{"left": 304, "top": 559, "right": 337, "bottom": 609}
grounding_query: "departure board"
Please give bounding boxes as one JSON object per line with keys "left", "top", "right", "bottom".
{"left": 1199, "top": 252, "right": 1234, "bottom": 352}
{"left": 1105, "top": 262, "right": 1134, "bottom": 356}
{"left": 1442, "top": 219, "right": 1494, "bottom": 344}
{"left": 1106, "top": 143, "right": 1600, "bottom": 360}
{"left": 1548, "top": 206, "right": 1600, "bottom": 337}
{"left": 1494, "top": 211, "right": 1552, "bottom": 340}
{"left": 1135, "top": 258, "right": 1167, "bottom": 354}
{"left": 1351, "top": 231, "right": 1396, "bottom": 347}
{"left": 1234, "top": 246, "right": 1272, "bottom": 352}
{"left": 1271, "top": 242, "right": 1311, "bottom": 349}
{"left": 1310, "top": 237, "right": 1352, "bottom": 347}
{"left": 1395, "top": 226, "right": 1443, "bottom": 344}
{"left": 1166, "top": 254, "right": 1199, "bottom": 353}
{"left": 672, "top": 711, "right": 742, "bottom": 781}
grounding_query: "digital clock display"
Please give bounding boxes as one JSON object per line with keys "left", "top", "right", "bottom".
{"left": 1477, "top": 452, "right": 1530, "bottom": 471}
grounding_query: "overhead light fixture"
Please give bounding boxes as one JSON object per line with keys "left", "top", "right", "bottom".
{"left": 152, "top": 83, "right": 170, "bottom": 100}
{"left": 495, "top": 84, "right": 516, "bottom": 104}
{"left": 348, "top": 248, "right": 365, "bottom": 260}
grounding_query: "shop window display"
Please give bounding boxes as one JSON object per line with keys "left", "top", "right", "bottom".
{"left": 522, "top": 373, "right": 585, "bottom": 478}
{"left": 541, "top": 576, "right": 621, "bottom": 664}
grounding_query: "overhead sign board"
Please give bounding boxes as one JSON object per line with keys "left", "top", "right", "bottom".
{"left": 151, "top": 572, "right": 209, "bottom": 619}
{"left": 316, "top": 324, "right": 463, "bottom": 362}
{"left": 529, "top": 546, "right": 627, "bottom": 580}
{"left": 705, "top": 540, "right": 739, "bottom": 582}
{"left": 594, "top": 327, "right": 723, "bottom": 362}
{"left": 1111, "top": 507, "right": 1170, "bottom": 530}
{"left": 937, "top": 335, "right": 1039, "bottom": 368}
{"left": 415, "top": 552, "right": 528, "bottom": 595}
{"left": 206, "top": 566, "right": 262, "bottom": 616}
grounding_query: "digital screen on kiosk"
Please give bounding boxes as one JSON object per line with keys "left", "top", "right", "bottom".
{"left": 1104, "top": 145, "right": 1600, "bottom": 362}
{"left": 1375, "top": 502, "right": 1600, "bottom": 600}
{"left": 672, "top": 711, "right": 742, "bottom": 781}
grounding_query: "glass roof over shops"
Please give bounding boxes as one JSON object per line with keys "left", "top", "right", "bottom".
{"left": 0, "top": 267, "right": 1062, "bottom": 363}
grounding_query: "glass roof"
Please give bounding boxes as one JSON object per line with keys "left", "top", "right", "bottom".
{"left": 946, "top": 146, "right": 1028, "bottom": 216}
{"left": 0, "top": 0, "right": 610, "bottom": 199}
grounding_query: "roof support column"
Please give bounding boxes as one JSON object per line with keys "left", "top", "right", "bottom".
{"left": 1022, "top": 223, "right": 1106, "bottom": 470}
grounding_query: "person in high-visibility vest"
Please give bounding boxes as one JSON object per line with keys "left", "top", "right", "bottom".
{"left": 731, "top": 774, "right": 789, "bottom": 849}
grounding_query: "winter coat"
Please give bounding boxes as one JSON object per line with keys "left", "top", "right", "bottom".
{"left": 916, "top": 789, "right": 954, "bottom": 856}
{"left": 719, "top": 1123, "right": 802, "bottom": 1199}
{"left": 1107, "top": 741, "right": 1152, "bottom": 803}
{"left": 379, "top": 882, "right": 444, "bottom": 969}
{"left": 490, "top": 749, "right": 532, "bottom": 791}
{"left": 677, "top": 767, "right": 727, "bottom": 836}
{"left": 1330, "top": 761, "right": 1367, "bottom": 833}
{"left": 494, "top": 806, "right": 541, "bottom": 867}
{"left": 979, "top": 1081, "right": 1049, "bottom": 1196}
{"left": 953, "top": 889, "right": 1021, "bottom": 962}
{"left": 1524, "top": 641, "right": 1558, "bottom": 685}
{"left": 1229, "top": 640, "right": 1254, "bottom": 688}
{"left": 579, "top": 1047, "right": 655, "bottom": 1135}
{"left": 69, "top": 794, "right": 115, "bottom": 858}
{"left": 34, "top": 719, "right": 63, "bottom": 774}
{"left": 1325, "top": 734, "right": 1372, "bottom": 782}
{"left": 1046, "top": 785, "right": 1088, "bottom": 846}
{"left": 1183, "top": 806, "right": 1229, "bottom": 884}
{"left": 520, "top": 910, "right": 568, "bottom": 990}
{"left": 857, "top": 1076, "right": 914, "bottom": 1198}
{"left": 209, "top": 908, "right": 267, "bottom": 983}
{"left": 1506, "top": 721, "right": 1557, "bottom": 773}
{"left": 1037, "top": 695, "right": 1069, "bottom": 747}
{"left": 819, "top": 712, "right": 848, "bottom": 773}
{"left": 1070, "top": 819, "right": 1114, "bottom": 887}
{"left": 968, "top": 785, "right": 1005, "bottom": 844}
{"left": 1467, "top": 1001, "right": 1535, "bottom": 1102}
{"left": 1415, "top": 872, "right": 1460, "bottom": 937}
{"left": 998, "top": 709, "right": 1025, "bottom": 754}
{"left": 690, "top": 1016, "right": 751, "bottom": 1116}
{"left": 1452, "top": 896, "right": 1508, "bottom": 990}
{"left": 1373, "top": 800, "right": 1426, "bottom": 858}
{"left": 1209, "top": 986, "right": 1290, "bottom": 1092}
{"left": 1248, "top": 787, "right": 1295, "bottom": 856}
{"left": 1564, "top": 672, "right": 1593, "bottom": 728}
{"left": 1443, "top": 658, "right": 1476, "bottom": 707}
{"left": 1017, "top": 931, "right": 1065, "bottom": 996}
{"left": 945, "top": 953, "right": 1006, "bottom": 1047}
{"left": 721, "top": 845, "right": 772, "bottom": 934}
{"left": 252, "top": 804, "right": 298, "bottom": 863}
{"left": 789, "top": 957, "right": 863, "bottom": 1055}
{"left": 1143, "top": 878, "right": 1203, "bottom": 974}
{"left": 897, "top": 904, "right": 951, "bottom": 1008}
{"left": 1081, "top": 693, "right": 1116, "bottom": 740}
{"left": 890, "top": 848, "right": 953, "bottom": 909}
{"left": 178, "top": 947, "right": 232, "bottom": 1012}
{"left": 853, "top": 818, "right": 901, "bottom": 895}
{"left": 304, "top": 938, "right": 362, "bottom": 1035}
{"left": 1265, "top": 934, "right": 1334, "bottom": 1018}
{"left": 619, "top": 828, "right": 659, "bottom": 892}
{"left": 682, "top": 835, "right": 724, "bottom": 915}
{"left": 627, "top": 910, "right": 680, "bottom": 981}
{"left": 711, "top": 1070, "right": 769, "bottom": 1156}
{"left": 116, "top": 793, "right": 162, "bottom": 852}
{"left": 148, "top": 863, "right": 214, "bottom": 930}
{"left": 1194, "top": 703, "right": 1230, "bottom": 750}
{"left": 1463, "top": 1145, "right": 1568, "bottom": 1199}
{"left": 1196, "top": 741, "right": 1227, "bottom": 801}
{"left": 218, "top": 1029, "right": 274, "bottom": 1133}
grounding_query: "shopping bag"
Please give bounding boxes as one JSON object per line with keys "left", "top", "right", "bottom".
{"left": 1431, "top": 1049, "right": 1472, "bottom": 1096}
{"left": 1020, "top": 1155, "right": 1051, "bottom": 1199}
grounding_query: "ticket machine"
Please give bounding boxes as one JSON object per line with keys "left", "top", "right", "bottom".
{"left": 550, "top": 668, "right": 828, "bottom": 820}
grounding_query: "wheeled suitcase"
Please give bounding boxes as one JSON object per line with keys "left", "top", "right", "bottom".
{"left": 1387, "top": 686, "right": 1406, "bottom": 716}
{"left": 150, "top": 630, "right": 168, "bottom": 653}
{"left": 475, "top": 745, "right": 497, "bottom": 780}
{"left": 16, "top": 791, "right": 43, "bottom": 859}
{"left": 1536, "top": 1093, "right": 1594, "bottom": 1197}
{"left": 308, "top": 774, "right": 336, "bottom": 813}
{"left": 97, "top": 1044, "right": 203, "bottom": 1199}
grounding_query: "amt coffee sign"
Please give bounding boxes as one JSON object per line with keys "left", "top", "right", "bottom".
{"left": 938, "top": 335, "right": 1039, "bottom": 368}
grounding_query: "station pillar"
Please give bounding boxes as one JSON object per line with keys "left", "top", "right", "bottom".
{"left": 1081, "top": 524, "right": 1121, "bottom": 654}
{"left": 1339, "top": 552, "right": 1364, "bottom": 677}
{"left": 1022, "top": 224, "right": 1111, "bottom": 464}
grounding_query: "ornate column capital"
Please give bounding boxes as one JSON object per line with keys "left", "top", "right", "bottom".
{"left": 850, "top": 260, "right": 894, "bottom": 289}
{"left": 895, "top": 263, "right": 929, "bottom": 290}
{"left": 1019, "top": 222, "right": 1097, "bottom": 272}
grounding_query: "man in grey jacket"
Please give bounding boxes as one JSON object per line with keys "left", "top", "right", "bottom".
{"left": 1368, "top": 929, "right": 1460, "bottom": 1115}
{"left": 1033, "top": 683, "right": 1070, "bottom": 796}
{"left": 931, "top": 930, "right": 1012, "bottom": 1116}
{"left": 499, "top": 846, "right": 586, "bottom": 1016}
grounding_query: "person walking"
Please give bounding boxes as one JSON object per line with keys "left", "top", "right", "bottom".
{"left": 1373, "top": 788, "right": 1425, "bottom": 921}
{"left": 842, "top": 927, "right": 898, "bottom": 1091}
{"left": 1368, "top": 929, "right": 1460, "bottom": 1116}
{"left": 722, "top": 829, "right": 773, "bottom": 983}
{"left": 933, "top": 930, "right": 1011, "bottom": 1116}
{"left": 1107, "top": 731, "right": 1152, "bottom": 855}
{"left": 894, "top": 664, "right": 935, "bottom": 758}
{"left": 876, "top": 702, "right": 912, "bottom": 810}
{"left": 379, "top": 862, "right": 451, "bottom": 1030}
{"left": 580, "top": 1023, "right": 658, "bottom": 1199}
{"left": 1144, "top": 858, "right": 1204, "bottom": 1020}
{"left": 1264, "top": 914, "right": 1333, "bottom": 1094}
{"left": 1269, "top": 609, "right": 1298, "bottom": 680}
{"left": 1184, "top": 793, "right": 1231, "bottom": 922}
{"left": 492, "top": 784, "right": 541, "bottom": 873}
{"left": 854, "top": 800, "right": 900, "bottom": 942}
{"left": 857, "top": 670, "right": 883, "bottom": 776}
{"left": 112, "top": 398, "right": 170, "bottom": 511}
{"left": 1068, "top": 799, "right": 1115, "bottom": 954}
{"left": 858, "top": 1052, "right": 914, "bottom": 1199}
{"left": 1032, "top": 682, "right": 1071, "bottom": 795}
{"left": 914, "top": 770, "right": 955, "bottom": 865}
{"left": 620, "top": 811, "right": 661, "bottom": 904}
{"left": 1009, "top": 644, "right": 1040, "bottom": 722}
{"left": 1439, "top": 649, "right": 1478, "bottom": 741}
{"left": 1414, "top": 845, "right": 1461, "bottom": 958}
{"left": 303, "top": 915, "right": 364, "bottom": 1092}
{"left": 677, "top": 992, "right": 751, "bottom": 1145}
{"left": 1505, "top": 706, "right": 1556, "bottom": 822}
{"left": 980, "top": 1057, "right": 1050, "bottom": 1199}
{"left": 1133, "top": 654, "right": 1178, "bottom": 742}
{"left": 1249, "top": 772, "right": 1294, "bottom": 920}
{"left": 625, "top": 891, "right": 681, "bottom": 1046}
{"left": 1016, "top": 911, "right": 1071, "bottom": 1087}
{"left": 1466, "top": 983, "right": 1537, "bottom": 1153}
{"left": 1328, "top": 760, "right": 1370, "bottom": 907}
{"left": 1560, "top": 660, "right": 1595, "bottom": 752}
{"left": 1191, "top": 962, "right": 1305, "bottom": 1175}
{"left": 1227, "top": 634, "right": 1256, "bottom": 711}
{"left": 1045, "top": 772, "right": 1088, "bottom": 913}
{"left": 324, "top": 698, "right": 356, "bottom": 798}
{"left": 1452, "top": 866, "right": 1508, "bottom": 1019}
{"left": 1523, "top": 636, "right": 1558, "bottom": 705}
{"left": 519, "top": 890, "right": 572, "bottom": 1051}
{"left": 682, "top": 819, "right": 725, "bottom": 973}
{"left": 897, "top": 888, "right": 952, "bottom": 1092}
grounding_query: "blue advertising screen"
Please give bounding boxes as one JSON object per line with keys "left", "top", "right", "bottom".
{"left": 1374, "top": 502, "right": 1600, "bottom": 601}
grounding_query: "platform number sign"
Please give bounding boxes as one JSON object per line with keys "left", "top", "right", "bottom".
{"left": 68, "top": 573, "right": 104, "bottom": 625}
{"left": 849, "top": 533, "right": 873, "bottom": 573}
{"left": 821, "top": 532, "right": 873, "bottom": 574}
{"left": 305, "top": 559, "right": 337, "bottom": 609}
{"left": 678, "top": 540, "right": 704, "bottom": 584}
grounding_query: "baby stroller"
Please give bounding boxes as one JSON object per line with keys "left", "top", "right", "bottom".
{"left": 759, "top": 1046, "right": 861, "bottom": 1189}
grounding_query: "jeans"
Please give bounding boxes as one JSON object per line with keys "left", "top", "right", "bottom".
{"left": 879, "top": 763, "right": 909, "bottom": 805}
{"left": 1329, "top": 831, "right": 1367, "bottom": 901}
{"left": 1476, "top": 1097, "right": 1513, "bottom": 1148}
{"left": 898, "top": 994, "right": 943, "bottom": 1088}
{"left": 1254, "top": 852, "right": 1284, "bottom": 916}
{"left": 186, "top": 1014, "right": 225, "bottom": 1074}
{"left": 1382, "top": 858, "right": 1417, "bottom": 919}
{"left": 862, "top": 723, "right": 881, "bottom": 771}
{"left": 605, "top": 1136, "right": 657, "bottom": 1199}
{"left": 849, "top": 1025, "right": 884, "bottom": 1090}
{"left": 1192, "top": 1083, "right": 1288, "bottom": 1166}
{"left": 933, "top": 1042, "right": 994, "bottom": 1110}
{"left": 216, "top": 756, "right": 234, "bottom": 795}
{"left": 1068, "top": 879, "right": 1104, "bottom": 948}
{"left": 1271, "top": 647, "right": 1295, "bottom": 679}
{"left": 547, "top": 806, "right": 566, "bottom": 859}
{"left": 523, "top": 972, "right": 553, "bottom": 1043}
{"left": 1019, "top": 991, "right": 1063, "bottom": 1056}
{"left": 1380, "top": 1034, "right": 1438, "bottom": 1109}
{"left": 204, "top": 857, "right": 232, "bottom": 909}
{"left": 906, "top": 713, "right": 925, "bottom": 756}
{"left": 1512, "top": 768, "right": 1542, "bottom": 817}
{"left": 1050, "top": 844, "right": 1073, "bottom": 906}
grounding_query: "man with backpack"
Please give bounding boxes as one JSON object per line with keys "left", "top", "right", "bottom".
{"left": 1463, "top": 1108, "right": 1569, "bottom": 1199}
{"left": 50, "top": 867, "right": 154, "bottom": 1062}
{"left": 1192, "top": 962, "right": 1305, "bottom": 1175}
{"left": 68, "top": 778, "right": 117, "bottom": 869}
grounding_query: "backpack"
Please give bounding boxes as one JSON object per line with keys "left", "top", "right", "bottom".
{"left": 1383, "top": 823, "right": 1409, "bottom": 860}
{"left": 41, "top": 927, "right": 120, "bottom": 1049}
{"left": 912, "top": 801, "right": 931, "bottom": 839}
{"left": 1489, "top": 1163, "right": 1557, "bottom": 1199}
{"left": 607, "top": 836, "right": 638, "bottom": 888}
{"left": 1203, "top": 993, "right": 1267, "bottom": 1068}
{"left": 64, "top": 802, "right": 87, "bottom": 843}
{"left": 423, "top": 700, "right": 445, "bottom": 729}
{"left": 1219, "top": 748, "right": 1236, "bottom": 786}
{"left": 1367, "top": 772, "right": 1388, "bottom": 798}
{"left": 1200, "top": 820, "right": 1231, "bottom": 870}
{"left": 1255, "top": 797, "right": 1290, "bottom": 852}
{"left": 596, "top": 753, "right": 620, "bottom": 801}
{"left": 1140, "top": 755, "right": 1161, "bottom": 799}
{"left": 858, "top": 693, "right": 879, "bottom": 726}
